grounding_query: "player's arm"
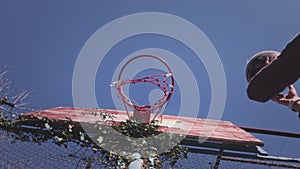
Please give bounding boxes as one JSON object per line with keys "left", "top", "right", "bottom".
{"left": 247, "top": 34, "right": 300, "bottom": 102}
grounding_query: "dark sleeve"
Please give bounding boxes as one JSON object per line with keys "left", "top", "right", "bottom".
{"left": 247, "top": 33, "right": 300, "bottom": 102}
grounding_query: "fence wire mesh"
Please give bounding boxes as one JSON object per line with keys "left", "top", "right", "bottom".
{"left": 1, "top": 128, "right": 300, "bottom": 169}
{"left": 0, "top": 130, "right": 104, "bottom": 169}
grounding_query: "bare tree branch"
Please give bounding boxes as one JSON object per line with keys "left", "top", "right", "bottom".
{"left": 0, "top": 66, "right": 33, "bottom": 118}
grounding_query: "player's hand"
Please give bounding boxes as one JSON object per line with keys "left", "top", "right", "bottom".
{"left": 271, "top": 85, "right": 298, "bottom": 106}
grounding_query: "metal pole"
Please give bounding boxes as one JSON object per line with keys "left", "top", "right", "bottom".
{"left": 240, "top": 126, "right": 300, "bottom": 138}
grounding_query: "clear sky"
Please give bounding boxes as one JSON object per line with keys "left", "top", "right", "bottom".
{"left": 1, "top": 0, "right": 300, "bottom": 158}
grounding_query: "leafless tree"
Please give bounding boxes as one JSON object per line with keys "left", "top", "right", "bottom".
{"left": 0, "top": 66, "right": 32, "bottom": 119}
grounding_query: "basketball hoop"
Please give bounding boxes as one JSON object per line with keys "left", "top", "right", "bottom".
{"left": 111, "top": 55, "right": 174, "bottom": 123}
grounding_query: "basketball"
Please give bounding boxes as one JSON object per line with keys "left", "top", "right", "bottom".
{"left": 246, "top": 50, "right": 280, "bottom": 82}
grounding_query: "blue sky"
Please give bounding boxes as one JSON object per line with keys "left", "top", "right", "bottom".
{"left": 1, "top": 1, "right": 300, "bottom": 157}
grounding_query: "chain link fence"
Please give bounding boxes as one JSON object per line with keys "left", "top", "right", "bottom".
{"left": 1, "top": 129, "right": 300, "bottom": 169}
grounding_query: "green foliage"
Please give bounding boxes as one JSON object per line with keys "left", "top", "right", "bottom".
{"left": 0, "top": 111, "right": 188, "bottom": 168}
{"left": 114, "top": 119, "right": 161, "bottom": 138}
